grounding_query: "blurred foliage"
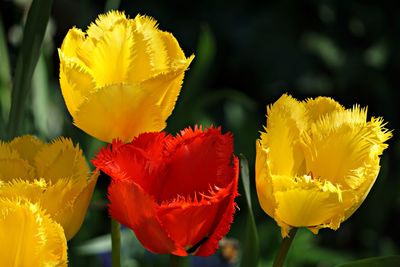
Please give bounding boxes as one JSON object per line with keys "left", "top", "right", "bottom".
{"left": 1, "top": 0, "right": 400, "bottom": 266}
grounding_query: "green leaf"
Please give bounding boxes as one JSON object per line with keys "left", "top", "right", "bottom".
{"left": 7, "top": 0, "right": 53, "bottom": 138}
{"left": 30, "top": 53, "right": 64, "bottom": 139}
{"left": 239, "top": 154, "right": 259, "bottom": 267}
{"left": 335, "top": 255, "right": 400, "bottom": 267}
{"left": 0, "top": 15, "right": 11, "bottom": 138}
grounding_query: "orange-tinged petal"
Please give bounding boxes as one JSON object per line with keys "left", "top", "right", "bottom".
{"left": 73, "top": 83, "right": 165, "bottom": 143}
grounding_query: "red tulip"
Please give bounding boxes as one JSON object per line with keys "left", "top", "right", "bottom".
{"left": 92, "top": 126, "right": 239, "bottom": 256}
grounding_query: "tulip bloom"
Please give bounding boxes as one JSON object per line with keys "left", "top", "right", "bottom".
{"left": 0, "top": 135, "right": 98, "bottom": 240}
{"left": 59, "top": 11, "right": 194, "bottom": 143}
{"left": 256, "top": 94, "right": 392, "bottom": 237}
{"left": 0, "top": 199, "right": 67, "bottom": 266}
{"left": 93, "top": 126, "right": 239, "bottom": 256}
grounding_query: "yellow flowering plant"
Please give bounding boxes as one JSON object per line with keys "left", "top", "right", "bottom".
{"left": 59, "top": 11, "right": 194, "bottom": 143}
{"left": 0, "top": 199, "right": 68, "bottom": 267}
{"left": 256, "top": 94, "right": 392, "bottom": 238}
{"left": 0, "top": 135, "right": 98, "bottom": 240}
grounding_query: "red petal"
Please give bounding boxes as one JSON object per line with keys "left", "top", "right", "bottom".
{"left": 108, "top": 179, "right": 186, "bottom": 255}
{"left": 157, "top": 156, "right": 239, "bottom": 256}
{"left": 92, "top": 134, "right": 169, "bottom": 197}
{"left": 156, "top": 126, "right": 235, "bottom": 203}
{"left": 195, "top": 156, "right": 239, "bottom": 256}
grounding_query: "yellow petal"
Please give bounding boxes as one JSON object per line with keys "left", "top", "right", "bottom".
{"left": 141, "top": 55, "right": 194, "bottom": 119}
{"left": 83, "top": 15, "right": 133, "bottom": 87}
{"left": 304, "top": 96, "right": 344, "bottom": 123}
{"left": 302, "top": 107, "right": 391, "bottom": 189}
{"left": 8, "top": 135, "right": 44, "bottom": 166}
{"left": 86, "top": 10, "right": 127, "bottom": 41}
{"left": 0, "top": 199, "right": 67, "bottom": 266}
{"left": 0, "top": 142, "right": 35, "bottom": 181}
{"left": 60, "top": 27, "right": 85, "bottom": 58}
{"left": 255, "top": 140, "right": 276, "bottom": 217}
{"left": 125, "top": 15, "right": 169, "bottom": 83}
{"left": 0, "top": 159, "right": 34, "bottom": 182}
{"left": 56, "top": 171, "right": 99, "bottom": 239}
{"left": 160, "top": 32, "right": 187, "bottom": 66}
{"left": 34, "top": 137, "right": 88, "bottom": 184}
{"left": 273, "top": 176, "right": 353, "bottom": 233}
{"left": 256, "top": 94, "right": 392, "bottom": 237}
{"left": 0, "top": 135, "right": 98, "bottom": 240}
{"left": 59, "top": 51, "right": 96, "bottom": 116}
{"left": 262, "top": 94, "right": 307, "bottom": 176}
{"left": 0, "top": 172, "right": 98, "bottom": 240}
{"left": 59, "top": 11, "right": 193, "bottom": 142}
{"left": 73, "top": 83, "right": 165, "bottom": 143}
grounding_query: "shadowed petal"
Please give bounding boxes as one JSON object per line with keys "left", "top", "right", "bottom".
{"left": 108, "top": 179, "right": 184, "bottom": 255}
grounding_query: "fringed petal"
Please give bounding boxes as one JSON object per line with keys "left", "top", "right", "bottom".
{"left": 0, "top": 199, "right": 67, "bottom": 266}
{"left": 73, "top": 83, "right": 165, "bottom": 143}
{"left": 108, "top": 179, "right": 184, "bottom": 255}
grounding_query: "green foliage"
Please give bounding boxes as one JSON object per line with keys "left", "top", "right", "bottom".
{"left": 239, "top": 155, "right": 259, "bottom": 267}
{"left": 0, "top": 16, "right": 11, "bottom": 138}
{"left": 7, "top": 0, "right": 53, "bottom": 138}
{"left": 1, "top": 0, "right": 400, "bottom": 266}
{"left": 336, "top": 255, "right": 400, "bottom": 267}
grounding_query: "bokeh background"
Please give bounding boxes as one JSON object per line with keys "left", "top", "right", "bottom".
{"left": 1, "top": 0, "right": 400, "bottom": 266}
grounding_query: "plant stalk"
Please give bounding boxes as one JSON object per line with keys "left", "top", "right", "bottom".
{"left": 170, "top": 254, "right": 187, "bottom": 267}
{"left": 111, "top": 219, "right": 121, "bottom": 267}
{"left": 272, "top": 228, "right": 298, "bottom": 267}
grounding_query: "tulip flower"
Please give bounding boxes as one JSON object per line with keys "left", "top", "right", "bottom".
{"left": 59, "top": 11, "right": 194, "bottom": 143}
{"left": 0, "top": 199, "right": 67, "bottom": 266}
{"left": 92, "top": 126, "right": 239, "bottom": 256}
{"left": 0, "top": 135, "right": 98, "bottom": 240}
{"left": 256, "top": 94, "right": 392, "bottom": 237}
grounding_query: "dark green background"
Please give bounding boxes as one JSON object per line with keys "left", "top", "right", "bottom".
{"left": 0, "top": 0, "right": 399, "bottom": 266}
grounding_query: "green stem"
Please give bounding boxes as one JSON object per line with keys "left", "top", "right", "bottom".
{"left": 111, "top": 220, "right": 121, "bottom": 267}
{"left": 272, "top": 228, "right": 298, "bottom": 267}
{"left": 7, "top": 0, "right": 53, "bottom": 138}
{"left": 169, "top": 254, "right": 187, "bottom": 267}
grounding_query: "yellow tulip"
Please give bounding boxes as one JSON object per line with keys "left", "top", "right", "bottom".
{"left": 0, "top": 135, "right": 98, "bottom": 240}
{"left": 0, "top": 199, "right": 67, "bottom": 266}
{"left": 256, "top": 94, "right": 392, "bottom": 237}
{"left": 59, "top": 11, "right": 194, "bottom": 143}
